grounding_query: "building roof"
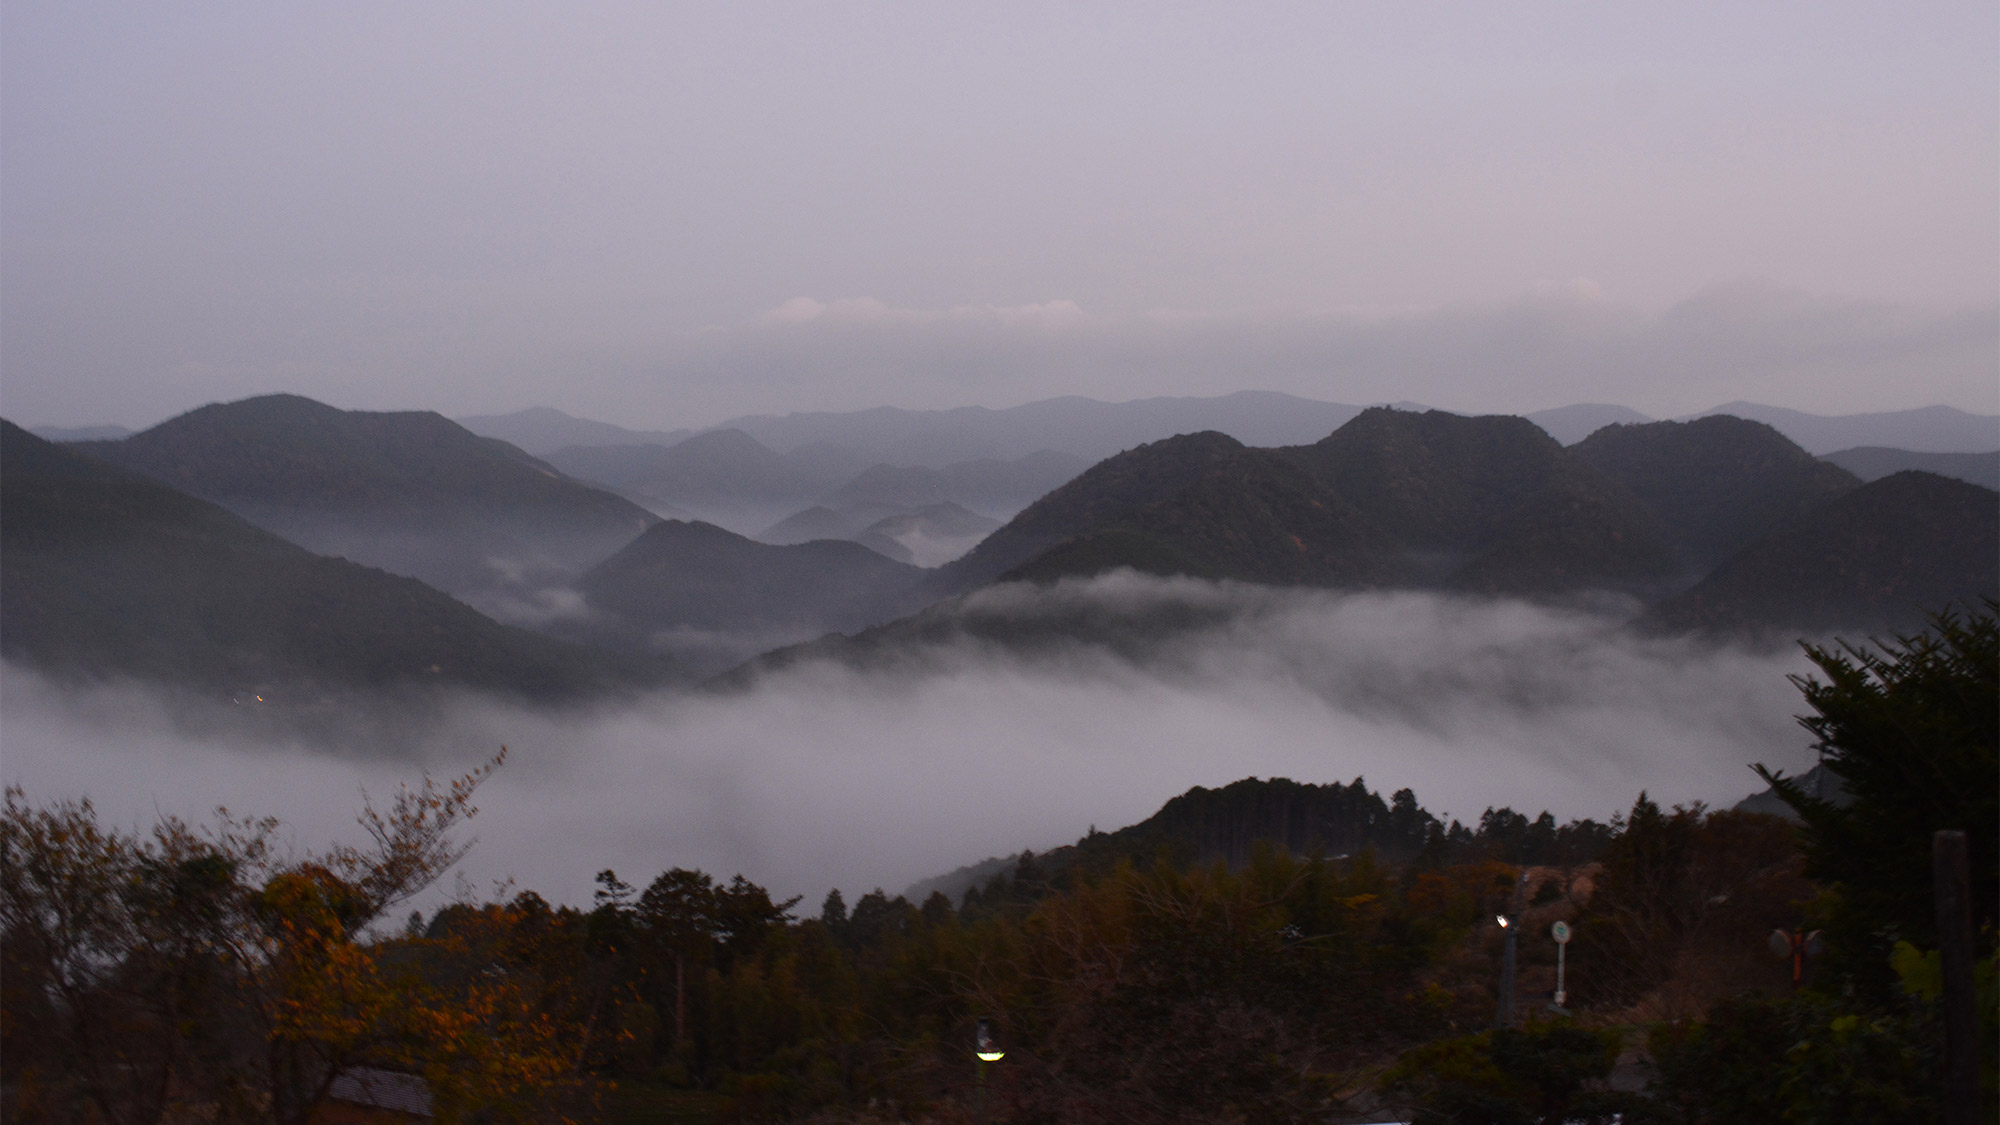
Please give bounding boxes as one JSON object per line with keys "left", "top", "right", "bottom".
{"left": 329, "top": 1067, "right": 433, "bottom": 1118}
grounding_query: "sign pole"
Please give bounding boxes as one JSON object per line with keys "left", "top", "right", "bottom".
{"left": 1551, "top": 920, "right": 1572, "bottom": 1010}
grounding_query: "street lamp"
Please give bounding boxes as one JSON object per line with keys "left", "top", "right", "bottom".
{"left": 1494, "top": 912, "right": 1518, "bottom": 1029}
{"left": 1494, "top": 870, "right": 1527, "bottom": 1030}
{"left": 975, "top": 1018, "right": 1004, "bottom": 1124}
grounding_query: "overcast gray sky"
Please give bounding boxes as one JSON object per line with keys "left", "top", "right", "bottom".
{"left": 4, "top": 2, "right": 1994, "bottom": 429}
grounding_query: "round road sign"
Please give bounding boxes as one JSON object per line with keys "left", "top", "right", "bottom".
{"left": 1551, "top": 921, "right": 1572, "bottom": 944}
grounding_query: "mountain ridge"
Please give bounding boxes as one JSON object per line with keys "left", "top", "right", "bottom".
{"left": 0, "top": 420, "right": 672, "bottom": 706}
{"left": 70, "top": 394, "right": 659, "bottom": 603}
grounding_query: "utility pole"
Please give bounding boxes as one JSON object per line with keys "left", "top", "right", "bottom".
{"left": 1550, "top": 920, "right": 1571, "bottom": 1009}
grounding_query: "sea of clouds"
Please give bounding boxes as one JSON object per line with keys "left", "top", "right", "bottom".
{"left": 1, "top": 575, "right": 1823, "bottom": 918}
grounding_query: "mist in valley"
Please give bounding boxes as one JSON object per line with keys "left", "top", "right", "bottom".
{"left": 1, "top": 576, "right": 1821, "bottom": 917}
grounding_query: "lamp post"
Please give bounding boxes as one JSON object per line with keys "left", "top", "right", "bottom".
{"left": 1494, "top": 870, "right": 1526, "bottom": 1030}
{"left": 975, "top": 1018, "right": 1004, "bottom": 1124}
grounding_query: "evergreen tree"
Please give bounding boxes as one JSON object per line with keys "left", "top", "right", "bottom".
{"left": 1757, "top": 598, "right": 1999, "bottom": 989}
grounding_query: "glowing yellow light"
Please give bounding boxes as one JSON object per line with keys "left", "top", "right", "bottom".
{"left": 977, "top": 1050, "right": 1005, "bottom": 1062}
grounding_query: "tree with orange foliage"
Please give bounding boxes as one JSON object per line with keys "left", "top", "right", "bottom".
{"left": 1, "top": 750, "right": 584, "bottom": 1124}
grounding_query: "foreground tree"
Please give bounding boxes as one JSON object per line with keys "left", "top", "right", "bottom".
{"left": 1, "top": 751, "right": 583, "bottom": 1123}
{"left": 1757, "top": 598, "right": 1999, "bottom": 990}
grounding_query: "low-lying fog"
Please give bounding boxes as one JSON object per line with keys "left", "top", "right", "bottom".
{"left": 1, "top": 576, "right": 1823, "bottom": 917}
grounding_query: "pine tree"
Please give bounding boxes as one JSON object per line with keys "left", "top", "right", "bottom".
{"left": 1757, "top": 598, "right": 1999, "bottom": 990}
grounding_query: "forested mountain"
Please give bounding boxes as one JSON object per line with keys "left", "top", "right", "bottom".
{"left": 726, "top": 408, "right": 1996, "bottom": 669}
{"left": 577, "top": 520, "right": 930, "bottom": 645}
{"left": 1279, "top": 408, "right": 1677, "bottom": 595}
{"left": 71, "top": 394, "right": 658, "bottom": 602}
{"left": 904, "top": 775, "right": 1618, "bottom": 909}
{"left": 930, "top": 410, "right": 1675, "bottom": 598}
{"left": 1571, "top": 415, "right": 1859, "bottom": 574}
{"left": 1644, "top": 471, "right": 1999, "bottom": 636}
{"left": 0, "top": 421, "right": 669, "bottom": 702}
{"left": 927, "top": 430, "right": 1402, "bottom": 594}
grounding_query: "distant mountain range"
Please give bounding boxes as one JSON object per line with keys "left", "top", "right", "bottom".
{"left": 454, "top": 405, "right": 691, "bottom": 455}
{"left": 41, "top": 395, "right": 1997, "bottom": 467}
{"left": 739, "top": 409, "right": 1995, "bottom": 668}
{"left": 542, "top": 428, "right": 1085, "bottom": 546}
{"left": 447, "top": 395, "right": 1998, "bottom": 468}
{"left": 14, "top": 392, "right": 1995, "bottom": 699}
{"left": 0, "top": 421, "right": 670, "bottom": 705}
{"left": 1683, "top": 402, "right": 2000, "bottom": 455}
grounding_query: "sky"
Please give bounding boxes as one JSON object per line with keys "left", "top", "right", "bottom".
{"left": 3, "top": 2, "right": 1995, "bottom": 429}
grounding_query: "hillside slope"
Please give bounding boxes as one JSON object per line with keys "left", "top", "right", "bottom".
{"left": 1821, "top": 447, "right": 2000, "bottom": 490}
{"left": 1572, "top": 415, "right": 1859, "bottom": 575}
{"left": 578, "top": 520, "right": 930, "bottom": 641}
{"left": 1, "top": 421, "right": 667, "bottom": 702}
{"left": 73, "top": 394, "right": 658, "bottom": 600}
{"left": 1644, "top": 472, "right": 1999, "bottom": 636}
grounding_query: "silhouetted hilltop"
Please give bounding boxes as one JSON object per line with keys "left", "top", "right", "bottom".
{"left": 1572, "top": 415, "right": 1859, "bottom": 574}
{"left": 1644, "top": 471, "right": 1999, "bottom": 636}
{"left": 944, "top": 410, "right": 1674, "bottom": 597}
{"left": 1277, "top": 409, "right": 1675, "bottom": 594}
{"left": 1, "top": 421, "right": 668, "bottom": 702}
{"left": 906, "top": 776, "right": 1618, "bottom": 907}
{"left": 931, "top": 431, "right": 1271, "bottom": 591}
{"left": 72, "top": 394, "right": 658, "bottom": 599}
{"left": 578, "top": 520, "right": 929, "bottom": 638}
{"left": 995, "top": 440, "right": 1402, "bottom": 587}
{"left": 1821, "top": 446, "right": 1999, "bottom": 490}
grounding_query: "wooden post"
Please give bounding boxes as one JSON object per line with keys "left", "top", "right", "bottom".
{"left": 1933, "top": 830, "right": 1977, "bottom": 1125}
{"left": 675, "top": 949, "right": 687, "bottom": 1046}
